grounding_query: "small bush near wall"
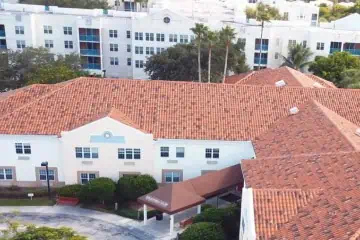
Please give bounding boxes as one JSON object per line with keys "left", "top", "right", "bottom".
{"left": 58, "top": 184, "right": 82, "bottom": 198}
{"left": 79, "top": 178, "right": 116, "bottom": 204}
{"left": 180, "top": 222, "right": 225, "bottom": 240}
{"left": 116, "top": 175, "right": 158, "bottom": 203}
{"left": 0, "top": 187, "right": 57, "bottom": 199}
{"left": 116, "top": 207, "right": 160, "bottom": 220}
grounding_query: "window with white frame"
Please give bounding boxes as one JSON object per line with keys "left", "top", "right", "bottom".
{"left": 316, "top": 42, "right": 325, "bottom": 50}
{"left": 127, "top": 57, "right": 131, "bottom": 66}
{"left": 169, "top": 34, "right": 178, "bottom": 43}
{"left": 288, "top": 40, "right": 296, "bottom": 47}
{"left": 283, "top": 12, "right": 289, "bottom": 21}
{"left": 75, "top": 147, "right": 98, "bottom": 159}
{"left": 135, "top": 32, "right": 143, "bottom": 40}
{"left": 39, "top": 169, "right": 55, "bottom": 181}
{"left": 110, "top": 57, "right": 119, "bottom": 65}
{"left": 126, "top": 30, "right": 131, "bottom": 39}
{"left": 110, "top": 43, "right": 118, "bottom": 52}
{"left": 180, "top": 35, "right": 188, "bottom": 43}
{"left": 16, "top": 40, "right": 26, "bottom": 49}
{"left": 205, "top": 148, "right": 219, "bottom": 159}
{"left": 176, "top": 147, "right": 185, "bottom": 158}
{"left": 135, "top": 60, "right": 144, "bottom": 68}
{"left": 275, "top": 52, "right": 279, "bottom": 59}
{"left": 146, "top": 47, "right": 154, "bottom": 55}
{"left": 164, "top": 171, "right": 181, "bottom": 183}
{"left": 15, "top": 26, "right": 24, "bottom": 35}
{"left": 156, "top": 33, "right": 165, "bottom": 42}
{"left": 135, "top": 46, "right": 143, "bottom": 54}
{"left": 64, "top": 40, "right": 73, "bottom": 49}
{"left": 63, "top": 26, "right": 72, "bottom": 35}
{"left": 160, "top": 146, "right": 169, "bottom": 157}
{"left": 145, "top": 33, "right": 154, "bottom": 41}
{"left": 0, "top": 168, "right": 13, "bottom": 180}
{"left": 15, "top": 143, "right": 31, "bottom": 154}
{"left": 45, "top": 40, "right": 54, "bottom": 48}
{"left": 109, "top": 29, "right": 118, "bottom": 38}
{"left": 44, "top": 25, "right": 53, "bottom": 34}
{"left": 302, "top": 40, "right": 307, "bottom": 48}
{"left": 118, "top": 148, "right": 141, "bottom": 159}
{"left": 127, "top": 44, "right": 131, "bottom": 52}
{"left": 80, "top": 173, "right": 96, "bottom": 184}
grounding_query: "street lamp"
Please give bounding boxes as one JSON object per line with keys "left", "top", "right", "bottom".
{"left": 41, "top": 161, "right": 51, "bottom": 200}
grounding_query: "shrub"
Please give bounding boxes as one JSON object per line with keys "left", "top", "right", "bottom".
{"left": 79, "top": 177, "right": 116, "bottom": 204}
{"left": 58, "top": 184, "right": 82, "bottom": 198}
{"left": 116, "top": 207, "right": 160, "bottom": 220}
{"left": 116, "top": 175, "right": 158, "bottom": 202}
{"left": 0, "top": 187, "right": 57, "bottom": 199}
{"left": 201, "top": 204, "right": 214, "bottom": 212}
{"left": 10, "top": 225, "right": 87, "bottom": 240}
{"left": 180, "top": 222, "right": 225, "bottom": 240}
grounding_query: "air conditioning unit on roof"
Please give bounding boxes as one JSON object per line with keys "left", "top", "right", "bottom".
{"left": 289, "top": 107, "right": 299, "bottom": 115}
{"left": 355, "top": 128, "right": 360, "bottom": 137}
{"left": 275, "top": 80, "right": 286, "bottom": 87}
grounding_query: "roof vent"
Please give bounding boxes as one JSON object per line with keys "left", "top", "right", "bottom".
{"left": 289, "top": 107, "right": 299, "bottom": 115}
{"left": 275, "top": 80, "right": 286, "bottom": 87}
{"left": 312, "top": 82, "right": 324, "bottom": 88}
{"left": 355, "top": 128, "right": 360, "bottom": 137}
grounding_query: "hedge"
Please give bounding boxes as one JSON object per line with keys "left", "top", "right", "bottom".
{"left": 0, "top": 187, "right": 57, "bottom": 199}
{"left": 180, "top": 222, "right": 225, "bottom": 240}
{"left": 58, "top": 184, "right": 82, "bottom": 198}
{"left": 116, "top": 175, "right": 158, "bottom": 202}
{"left": 79, "top": 177, "right": 116, "bottom": 204}
{"left": 116, "top": 207, "right": 160, "bottom": 220}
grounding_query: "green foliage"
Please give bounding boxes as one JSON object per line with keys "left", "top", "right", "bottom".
{"left": 281, "top": 43, "right": 313, "bottom": 71}
{"left": 180, "top": 222, "right": 225, "bottom": 240}
{"left": 339, "top": 69, "right": 360, "bottom": 88}
{"left": 79, "top": 177, "right": 116, "bottom": 204}
{"left": 0, "top": 187, "right": 56, "bottom": 199}
{"left": 116, "top": 207, "right": 160, "bottom": 220}
{"left": 18, "top": 0, "right": 109, "bottom": 9}
{"left": 200, "top": 204, "right": 214, "bottom": 212}
{"left": 318, "top": 1, "right": 360, "bottom": 22}
{"left": 245, "top": 3, "right": 281, "bottom": 21}
{"left": 245, "top": 7, "right": 257, "bottom": 19}
{"left": 116, "top": 175, "right": 158, "bottom": 202}
{"left": 58, "top": 184, "right": 82, "bottom": 198}
{"left": 309, "top": 51, "right": 360, "bottom": 85}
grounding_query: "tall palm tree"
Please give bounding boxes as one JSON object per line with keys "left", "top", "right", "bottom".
{"left": 281, "top": 43, "right": 313, "bottom": 71}
{"left": 205, "top": 31, "right": 218, "bottom": 83}
{"left": 220, "top": 26, "right": 236, "bottom": 83}
{"left": 190, "top": 23, "right": 209, "bottom": 82}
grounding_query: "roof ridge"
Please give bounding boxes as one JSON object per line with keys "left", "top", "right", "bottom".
{"left": 0, "top": 84, "right": 39, "bottom": 103}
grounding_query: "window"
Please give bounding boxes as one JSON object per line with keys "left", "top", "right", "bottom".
{"left": 15, "top": 26, "right": 24, "bottom": 35}
{"left": 146, "top": 47, "right": 154, "bottom": 55}
{"left": 205, "top": 148, "right": 219, "bottom": 159}
{"left": 110, "top": 43, "right": 118, "bottom": 52}
{"left": 248, "top": 0, "right": 257, "bottom": 3}
{"left": 75, "top": 147, "right": 99, "bottom": 159}
{"left": 160, "top": 147, "right": 169, "bottom": 157}
{"left": 283, "top": 12, "right": 289, "bottom": 21}
{"left": 80, "top": 173, "right": 96, "bottom": 184}
{"left": 145, "top": 33, "right": 154, "bottom": 41}
{"left": 126, "top": 30, "right": 131, "bottom": 39}
{"left": 135, "top": 32, "right": 143, "bottom": 40}
{"left": 16, "top": 40, "right": 26, "bottom": 49}
{"left": 180, "top": 35, "right": 188, "bottom": 43}
{"left": 118, "top": 148, "right": 141, "bottom": 159}
{"left": 63, "top": 26, "right": 72, "bottom": 35}
{"left": 330, "top": 41, "right": 341, "bottom": 49}
{"left": 156, "top": 47, "right": 161, "bottom": 54}
{"left": 110, "top": 57, "right": 119, "bottom": 65}
{"left": 275, "top": 52, "right": 279, "bottom": 59}
{"left": 127, "top": 57, "right": 131, "bottom": 66}
{"left": 176, "top": 147, "right": 185, "bottom": 158}
{"left": 109, "top": 29, "right": 118, "bottom": 38}
{"left": 156, "top": 33, "right": 165, "bottom": 42}
{"left": 127, "top": 44, "right": 131, "bottom": 52}
{"left": 288, "top": 40, "right": 296, "bottom": 47}
{"left": 239, "top": 38, "right": 246, "bottom": 47}
{"left": 0, "top": 168, "right": 13, "bottom": 180}
{"left": 39, "top": 169, "right": 55, "bottom": 181}
{"left": 135, "top": 46, "right": 143, "bottom": 54}
{"left": 302, "top": 40, "right": 307, "bottom": 48}
{"left": 15, "top": 143, "right": 31, "bottom": 154}
{"left": 317, "top": 42, "right": 324, "bottom": 50}
{"left": 165, "top": 172, "right": 181, "bottom": 183}
{"left": 44, "top": 25, "right": 52, "bottom": 34}
{"left": 169, "top": 34, "right": 178, "bottom": 43}
{"left": 64, "top": 40, "right": 73, "bottom": 49}
{"left": 45, "top": 40, "right": 54, "bottom": 48}
{"left": 135, "top": 60, "right": 144, "bottom": 68}
{"left": 311, "top": 13, "right": 318, "bottom": 21}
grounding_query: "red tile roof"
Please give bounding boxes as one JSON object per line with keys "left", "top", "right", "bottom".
{"left": 306, "top": 74, "right": 337, "bottom": 88}
{"left": 224, "top": 71, "right": 254, "bottom": 84}
{"left": 0, "top": 77, "right": 358, "bottom": 140}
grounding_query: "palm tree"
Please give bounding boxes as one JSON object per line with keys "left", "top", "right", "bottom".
{"left": 205, "top": 31, "right": 218, "bottom": 83}
{"left": 220, "top": 26, "right": 236, "bottom": 83}
{"left": 190, "top": 23, "right": 209, "bottom": 82}
{"left": 281, "top": 43, "right": 313, "bottom": 71}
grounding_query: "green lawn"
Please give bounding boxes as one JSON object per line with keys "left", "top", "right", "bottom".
{"left": 0, "top": 198, "right": 55, "bottom": 206}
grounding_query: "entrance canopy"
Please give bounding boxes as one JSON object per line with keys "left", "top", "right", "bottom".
{"left": 138, "top": 164, "right": 243, "bottom": 215}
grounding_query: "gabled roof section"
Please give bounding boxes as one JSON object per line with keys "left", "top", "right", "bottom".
{"left": 107, "top": 108, "right": 150, "bottom": 133}
{"left": 253, "top": 100, "right": 359, "bottom": 158}
{"left": 306, "top": 74, "right": 337, "bottom": 88}
{"left": 224, "top": 71, "right": 254, "bottom": 84}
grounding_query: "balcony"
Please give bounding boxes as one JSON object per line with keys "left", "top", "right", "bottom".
{"left": 80, "top": 49, "right": 100, "bottom": 56}
{"left": 79, "top": 35, "right": 100, "bottom": 42}
{"left": 0, "top": 30, "right": 5, "bottom": 37}
{"left": 254, "top": 58, "right": 267, "bottom": 65}
{"left": 330, "top": 48, "right": 341, "bottom": 54}
{"left": 255, "top": 44, "right": 268, "bottom": 51}
{"left": 0, "top": 45, "right": 7, "bottom": 49}
{"left": 82, "top": 63, "right": 101, "bottom": 70}
{"left": 343, "top": 49, "right": 360, "bottom": 56}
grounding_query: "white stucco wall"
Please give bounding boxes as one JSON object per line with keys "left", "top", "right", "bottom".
{"left": 240, "top": 187, "right": 256, "bottom": 240}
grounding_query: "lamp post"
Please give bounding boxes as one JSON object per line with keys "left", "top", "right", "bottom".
{"left": 41, "top": 161, "right": 51, "bottom": 200}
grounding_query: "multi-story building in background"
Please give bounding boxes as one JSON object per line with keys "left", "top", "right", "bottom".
{"left": 0, "top": 1, "right": 359, "bottom": 78}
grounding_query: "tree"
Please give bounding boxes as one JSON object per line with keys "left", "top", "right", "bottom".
{"left": 190, "top": 23, "right": 209, "bottom": 82}
{"left": 18, "top": 0, "right": 109, "bottom": 9}
{"left": 180, "top": 222, "right": 225, "bottom": 240}
{"left": 79, "top": 177, "right": 116, "bottom": 204}
{"left": 219, "top": 26, "right": 236, "bottom": 83}
{"left": 116, "top": 175, "right": 158, "bottom": 203}
{"left": 205, "top": 31, "right": 218, "bottom": 83}
{"left": 339, "top": 69, "right": 360, "bottom": 89}
{"left": 281, "top": 43, "right": 313, "bottom": 71}
{"left": 309, "top": 51, "right": 360, "bottom": 85}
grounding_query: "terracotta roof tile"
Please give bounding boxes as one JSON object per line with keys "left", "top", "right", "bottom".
{"left": 306, "top": 74, "right": 337, "bottom": 88}
{"left": 224, "top": 71, "right": 254, "bottom": 84}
